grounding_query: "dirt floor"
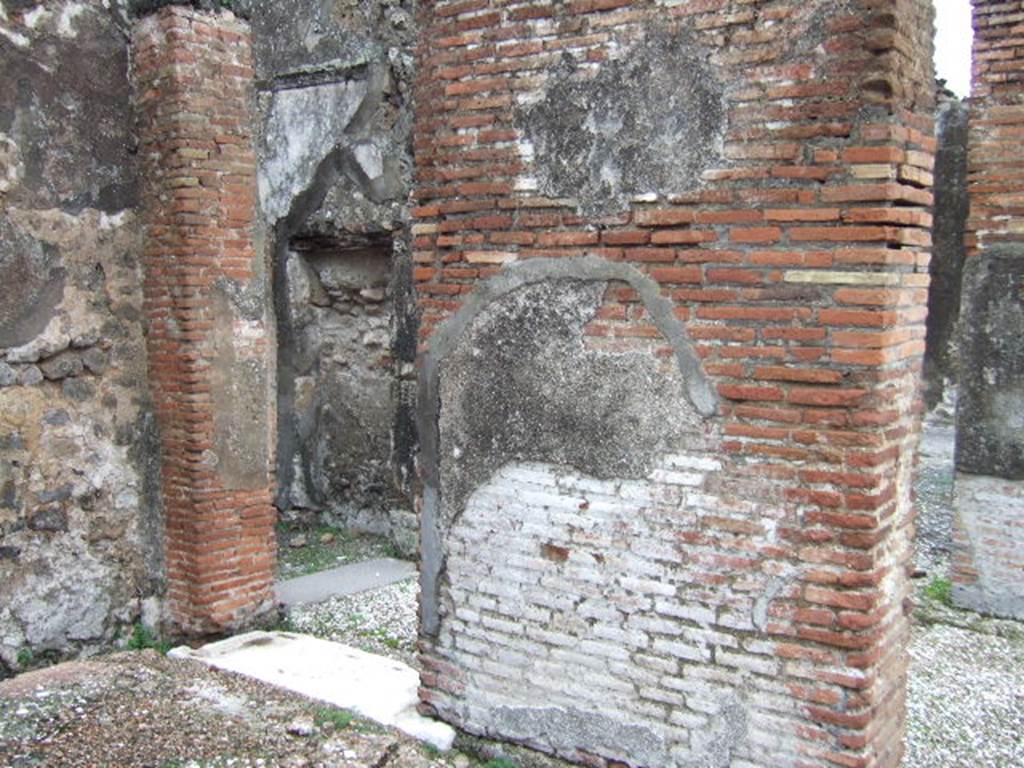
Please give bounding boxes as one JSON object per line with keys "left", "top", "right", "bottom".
{"left": 0, "top": 650, "right": 439, "bottom": 768}
{"left": 0, "top": 649, "right": 572, "bottom": 768}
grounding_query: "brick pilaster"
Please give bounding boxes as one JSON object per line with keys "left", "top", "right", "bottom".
{"left": 132, "top": 5, "right": 276, "bottom": 634}
{"left": 965, "top": 0, "right": 1024, "bottom": 257}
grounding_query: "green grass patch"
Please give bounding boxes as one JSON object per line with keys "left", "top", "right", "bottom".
{"left": 313, "top": 706, "right": 354, "bottom": 730}
{"left": 421, "top": 742, "right": 441, "bottom": 758}
{"left": 923, "top": 576, "right": 953, "bottom": 606}
{"left": 485, "top": 759, "right": 519, "bottom": 768}
{"left": 360, "top": 626, "right": 403, "bottom": 650}
{"left": 276, "top": 523, "right": 401, "bottom": 580}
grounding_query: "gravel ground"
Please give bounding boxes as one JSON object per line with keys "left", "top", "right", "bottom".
{"left": 905, "top": 623, "right": 1024, "bottom": 768}
{"left": 912, "top": 413, "right": 956, "bottom": 577}
{"left": 286, "top": 579, "right": 419, "bottom": 667}
{"left": 903, "top": 411, "right": 1024, "bottom": 767}
{"left": 0, "top": 651, "right": 571, "bottom": 768}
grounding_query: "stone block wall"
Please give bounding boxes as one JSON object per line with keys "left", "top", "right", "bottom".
{"left": 412, "top": 1, "right": 935, "bottom": 767}
{"left": 0, "top": 1, "right": 163, "bottom": 673}
{"left": 133, "top": 6, "right": 277, "bottom": 634}
{"left": 951, "top": 0, "right": 1024, "bottom": 620}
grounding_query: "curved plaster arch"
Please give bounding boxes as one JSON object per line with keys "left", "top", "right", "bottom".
{"left": 417, "top": 255, "right": 717, "bottom": 635}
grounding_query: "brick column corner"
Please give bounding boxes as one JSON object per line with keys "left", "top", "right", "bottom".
{"left": 411, "top": 1, "right": 935, "bottom": 767}
{"left": 132, "top": 4, "right": 277, "bottom": 635}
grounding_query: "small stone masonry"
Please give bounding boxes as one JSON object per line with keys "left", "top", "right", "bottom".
{"left": 952, "top": 0, "right": 1024, "bottom": 620}
{"left": 412, "top": 1, "right": 935, "bottom": 767}
{"left": 133, "top": 6, "right": 277, "bottom": 634}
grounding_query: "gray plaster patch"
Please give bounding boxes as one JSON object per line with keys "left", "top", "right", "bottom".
{"left": 437, "top": 278, "right": 701, "bottom": 520}
{"left": 249, "top": 0, "right": 411, "bottom": 82}
{"left": 490, "top": 705, "right": 666, "bottom": 766}
{"left": 688, "top": 694, "right": 748, "bottom": 768}
{"left": 210, "top": 288, "right": 272, "bottom": 490}
{"left": 955, "top": 248, "right": 1024, "bottom": 478}
{"left": 517, "top": 28, "right": 725, "bottom": 216}
{"left": 418, "top": 257, "right": 715, "bottom": 635}
{"left": 0, "top": 4, "right": 137, "bottom": 212}
{"left": 0, "top": 220, "right": 65, "bottom": 348}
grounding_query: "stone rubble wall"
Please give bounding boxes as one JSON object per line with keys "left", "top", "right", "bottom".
{"left": 0, "top": 1, "right": 163, "bottom": 672}
{"left": 253, "top": 0, "right": 419, "bottom": 551}
{"left": 412, "top": 1, "right": 936, "bottom": 767}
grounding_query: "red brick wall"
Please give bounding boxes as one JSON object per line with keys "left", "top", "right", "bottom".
{"left": 964, "top": 0, "right": 1024, "bottom": 256}
{"left": 413, "top": 1, "right": 935, "bottom": 766}
{"left": 133, "top": 6, "right": 276, "bottom": 635}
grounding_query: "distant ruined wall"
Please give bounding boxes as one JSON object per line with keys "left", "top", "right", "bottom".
{"left": 253, "top": 0, "right": 419, "bottom": 549}
{"left": 951, "top": 0, "right": 1024, "bottom": 621}
{"left": 923, "top": 90, "right": 968, "bottom": 411}
{"left": 0, "top": 2, "right": 163, "bottom": 672}
{"left": 413, "top": 1, "right": 935, "bottom": 767}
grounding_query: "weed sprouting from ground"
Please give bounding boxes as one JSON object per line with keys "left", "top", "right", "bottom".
{"left": 126, "top": 623, "right": 173, "bottom": 654}
{"left": 923, "top": 576, "right": 953, "bottom": 606}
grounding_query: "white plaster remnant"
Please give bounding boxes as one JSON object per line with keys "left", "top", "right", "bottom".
{"left": 353, "top": 141, "right": 383, "bottom": 180}
{"left": 0, "top": 22, "right": 29, "bottom": 48}
{"left": 258, "top": 79, "right": 369, "bottom": 222}
{"left": 23, "top": 6, "right": 48, "bottom": 29}
{"left": 0, "top": 134, "right": 22, "bottom": 195}
{"left": 57, "top": 3, "right": 88, "bottom": 38}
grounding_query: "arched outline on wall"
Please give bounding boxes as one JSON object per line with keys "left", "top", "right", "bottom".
{"left": 417, "top": 255, "right": 718, "bottom": 635}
